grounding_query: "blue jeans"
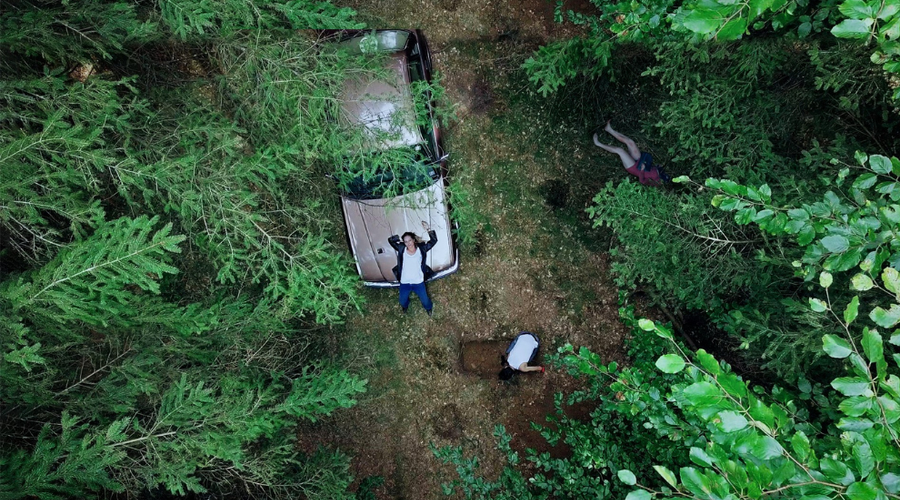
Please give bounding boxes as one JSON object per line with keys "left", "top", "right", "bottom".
{"left": 399, "top": 282, "right": 432, "bottom": 312}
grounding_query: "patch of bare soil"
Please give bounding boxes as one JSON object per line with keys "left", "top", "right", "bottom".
{"left": 315, "top": 2, "right": 635, "bottom": 499}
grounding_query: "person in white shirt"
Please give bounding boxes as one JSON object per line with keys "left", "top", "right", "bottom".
{"left": 388, "top": 221, "right": 437, "bottom": 316}
{"left": 499, "top": 332, "right": 544, "bottom": 380}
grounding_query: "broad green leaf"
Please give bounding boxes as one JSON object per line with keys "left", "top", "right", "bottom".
{"left": 638, "top": 319, "right": 656, "bottom": 331}
{"left": 791, "top": 431, "right": 811, "bottom": 461}
{"left": 870, "top": 155, "right": 893, "bottom": 174}
{"left": 822, "top": 235, "right": 851, "bottom": 253}
{"left": 673, "top": 175, "right": 691, "bottom": 183}
{"left": 847, "top": 481, "right": 878, "bottom": 500}
{"left": 831, "top": 18, "right": 875, "bottom": 38}
{"left": 618, "top": 469, "right": 637, "bottom": 485}
{"left": 853, "top": 441, "right": 875, "bottom": 479}
{"left": 798, "top": 225, "right": 816, "bottom": 245}
{"left": 735, "top": 207, "right": 757, "bottom": 224}
{"left": 695, "top": 349, "right": 721, "bottom": 375}
{"left": 891, "top": 333, "right": 900, "bottom": 346}
{"left": 845, "top": 296, "right": 860, "bottom": 325}
{"left": 718, "top": 372, "right": 748, "bottom": 398}
{"left": 838, "top": 417, "right": 875, "bottom": 431}
{"left": 679, "top": 467, "right": 712, "bottom": 499}
{"left": 839, "top": 396, "right": 875, "bottom": 416}
{"left": 656, "top": 354, "right": 686, "bottom": 374}
{"left": 749, "top": 0, "right": 775, "bottom": 17}
{"left": 682, "top": 382, "right": 722, "bottom": 406}
{"left": 862, "top": 329, "right": 884, "bottom": 363}
{"left": 810, "top": 298, "right": 828, "bottom": 312}
{"left": 824, "top": 248, "right": 863, "bottom": 272}
{"left": 689, "top": 446, "right": 714, "bottom": 467}
{"left": 882, "top": 473, "right": 900, "bottom": 494}
{"left": 849, "top": 354, "right": 870, "bottom": 377}
{"left": 820, "top": 271, "right": 834, "bottom": 288}
{"left": 749, "top": 398, "right": 775, "bottom": 429}
{"left": 788, "top": 208, "right": 810, "bottom": 220}
{"left": 878, "top": 395, "right": 900, "bottom": 423}
{"left": 869, "top": 305, "right": 900, "bottom": 328}
{"left": 821, "top": 458, "right": 856, "bottom": 485}
{"left": 754, "top": 209, "right": 775, "bottom": 222}
{"left": 716, "top": 410, "right": 748, "bottom": 432}
{"left": 838, "top": 0, "right": 874, "bottom": 18}
{"left": 735, "top": 434, "right": 783, "bottom": 460}
{"left": 823, "top": 334, "right": 853, "bottom": 358}
{"left": 717, "top": 16, "right": 748, "bottom": 39}
{"left": 882, "top": 375, "right": 900, "bottom": 398}
{"left": 655, "top": 324, "right": 675, "bottom": 340}
{"left": 851, "top": 274, "right": 874, "bottom": 291}
{"left": 854, "top": 173, "right": 878, "bottom": 189}
{"left": 625, "top": 490, "right": 651, "bottom": 500}
{"left": 832, "top": 377, "right": 873, "bottom": 396}
{"left": 682, "top": 10, "right": 721, "bottom": 34}
{"left": 653, "top": 465, "right": 678, "bottom": 488}
{"left": 882, "top": 267, "right": 900, "bottom": 294}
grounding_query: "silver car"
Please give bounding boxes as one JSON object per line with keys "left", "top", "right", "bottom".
{"left": 334, "top": 30, "right": 459, "bottom": 287}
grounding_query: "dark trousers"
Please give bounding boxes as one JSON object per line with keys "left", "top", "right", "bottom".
{"left": 399, "top": 282, "right": 432, "bottom": 312}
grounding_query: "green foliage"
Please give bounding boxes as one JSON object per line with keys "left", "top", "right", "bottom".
{"left": 434, "top": 306, "right": 687, "bottom": 499}
{"left": 616, "top": 315, "right": 898, "bottom": 500}
{"left": 0, "top": 74, "right": 148, "bottom": 261}
{"left": 646, "top": 38, "right": 814, "bottom": 184}
{"left": 588, "top": 180, "right": 775, "bottom": 311}
{"left": 4, "top": 216, "right": 186, "bottom": 327}
{"left": 527, "top": 0, "right": 900, "bottom": 104}
{"left": 157, "top": 0, "right": 360, "bottom": 40}
{"left": 0, "top": 0, "right": 157, "bottom": 64}
{"left": 448, "top": 181, "right": 489, "bottom": 247}
{"left": 0, "top": 1, "right": 369, "bottom": 498}
{"left": 410, "top": 71, "right": 457, "bottom": 129}
{"left": 439, "top": 299, "right": 899, "bottom": 500}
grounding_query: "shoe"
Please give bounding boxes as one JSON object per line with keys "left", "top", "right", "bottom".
{"left": 402, "top": 307, "right": 408, "bottom": 314}
{"left": 427, "top": 309, "right": 433, "bottom": 317}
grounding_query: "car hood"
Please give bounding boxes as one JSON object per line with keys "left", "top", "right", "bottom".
{"left": 341, "top": 180, "right": 456, "bottom": 284}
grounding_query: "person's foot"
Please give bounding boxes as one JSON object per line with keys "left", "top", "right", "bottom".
{"left": 402, "top": 307, "right": 408, "bottom": 314}
{"left": 604, "top": 119, "right": 613, "bottom": 133}
{"left": 426, "top": 309, "right": 433, "bottom": 317}
{"left": 593, "top": 133, "right": 607, "bottom": 148}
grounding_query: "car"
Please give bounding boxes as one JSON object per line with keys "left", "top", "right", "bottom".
{"left": 333, "top": 30, "right": 459, "bottom": 287}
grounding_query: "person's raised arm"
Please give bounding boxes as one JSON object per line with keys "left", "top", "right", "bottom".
{"left": 421, "top": 221, "right": 438, "bottom": 251}
{"left": 388, "top": 234, "right": 402, "bottom": 251}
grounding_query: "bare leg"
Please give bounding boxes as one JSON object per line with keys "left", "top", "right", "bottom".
{"left": 604, "top": 121, "right": 641, "bottom": 161}
{"left": 593, "top": 133, "right": 637, "bottom": 170}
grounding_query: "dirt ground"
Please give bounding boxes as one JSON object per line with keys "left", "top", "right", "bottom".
{"left": 319, "top": 1, "right": 635, "bottom": 498}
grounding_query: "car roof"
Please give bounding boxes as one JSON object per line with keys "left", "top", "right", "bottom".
{"left": 339, "top": 51, "right": 424, "bottom": 152}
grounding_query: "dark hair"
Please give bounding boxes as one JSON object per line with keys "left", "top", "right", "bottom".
{"left": 498, "top": 367, "right": 515, "bottom": 380}
{"left": 401, "top": 232, "right": 418, "bottom": 244}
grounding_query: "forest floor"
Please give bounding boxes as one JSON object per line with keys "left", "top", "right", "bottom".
{"left": 313, "top": 1, "right": 652, "bottom": 497}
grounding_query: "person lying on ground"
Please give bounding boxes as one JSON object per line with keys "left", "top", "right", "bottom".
{"left": 499, "top": 332, "right": 544, "bottom": 380}
{"left": 593, "top": 120, "right": 670, "bottom": 187}
{"left": 388, "top": 221, "right": 437, "bottom": 316}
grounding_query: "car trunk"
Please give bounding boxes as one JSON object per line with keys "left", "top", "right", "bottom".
{"left": 341, "top": 180, "right": 456, "bottom": 285}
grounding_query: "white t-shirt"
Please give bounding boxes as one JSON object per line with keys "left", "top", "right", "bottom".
{"left": 400, "top": 247, "right": 424, "bottom": 284}
{"left": 507, "top": 334, "right": 539, "bottom": 370}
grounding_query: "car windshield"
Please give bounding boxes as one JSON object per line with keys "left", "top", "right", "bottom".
{"left": 342, "top": 145, "right": 438, "bottom": 199}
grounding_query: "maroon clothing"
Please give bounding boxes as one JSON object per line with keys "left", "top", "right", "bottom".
{"left": 626, "top": 161, "right": 662, "bottom": 186}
